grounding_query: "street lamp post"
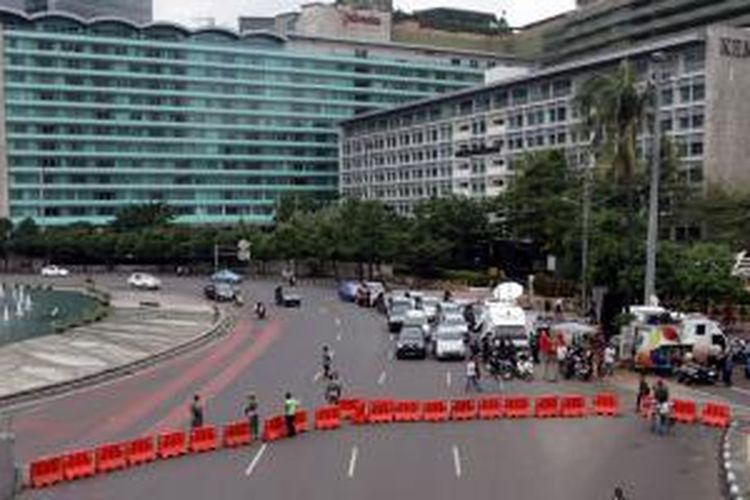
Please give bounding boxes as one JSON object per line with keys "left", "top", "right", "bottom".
{"left": 643, "top": 52, "right": 667, "bottom": 306}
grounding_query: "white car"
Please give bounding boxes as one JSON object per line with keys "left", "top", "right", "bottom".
{"left": 40, "top": 265, "right": 70, "bottom": 277}
{"left": 434, "top": 314, "right": 469, "bottom": 360}
{"left": 127, "top": 272, "right": 161, "bottom": 290}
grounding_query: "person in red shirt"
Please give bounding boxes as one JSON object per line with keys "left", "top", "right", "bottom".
{"left": 539, "top": 328, "right": 552, "bottom": 381}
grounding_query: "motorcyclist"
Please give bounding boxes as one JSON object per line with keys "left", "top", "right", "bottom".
{"left": 325, "top": 371, "right": 342, "bottom": 404}
{"left": 254, "top": 301, "right": 266, "bottom": 319}
{"left": 274, "top": 285, "right": 283, "bottom": 306}
{"left": 321, "top": 345, "right": 334, "bottom": 380}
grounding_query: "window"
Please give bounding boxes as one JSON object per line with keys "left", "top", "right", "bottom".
{"left": 690, "top": 140, "right": 703, "bottom": 156}
{"left": 661, "top": 88, "right": 673, "bottom": 105}
{"left": 693, "top": 82, "right": 705, "bottom": 101}
{"left": 679, "top": 84, "right": 691, "bottom": 102}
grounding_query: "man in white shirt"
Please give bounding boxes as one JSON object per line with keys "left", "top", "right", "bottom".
{"left": 465, "top": 357, "right": 482, "bottom": 393}
{"left": 555, "top": 340, "right": 568, "bottom": 382}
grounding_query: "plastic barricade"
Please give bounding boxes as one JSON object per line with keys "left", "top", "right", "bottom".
{"left": 478, "top": 397, "right": 504, "bottom": 419}
{"left": 701, "top": 402, "right": 731, "bottom": 428}
{"left": 157, "top": 430, "right": 187, "bottom": 459}
{"left": 422, "top": 400, "right": 449, "bottom": 422}
{"left": 223, "top": 421, "right": 252, "bottom": 447}
{"left": 368, "top": 400, "right": 394, "bottom": 424}
{"left": 560, "top": 395, "right": 587, "bottom": 418}
{"left": 95, "top": 443, "right": 127, "bottom": 473}
{"left": 505, "top": 396, "right": 531, "bottom": 418}
{"left": 450, "top": 399, "right": 477, "bottom": 421}
{"left": 294, "top": 410, "right": 309, "bottom": 433}
{"left": 534, "top": 395, "right": 559, "bottom": 418}
{"left": 393, "top": 400, "right": 422, "bottom": 422}
{"left": 126, "top": 436, "right": 156, "bottom": 466}
{"left": 350, "top": 401, "right": 369, "bottom": 425}
{"left": 314, "top": 406, "right": 342, "bottom": 430}
{"left": 29, "top": 456, "right": 63, "bottom": 489}
{"left": 262, "top": 415, "right": 287, "bottom": 441}
{"left": 339, "top": 399, "right": 363, "bottom": 420}
{"left": 62, "top": 450, "right": 96, "bottom": 481}
{"left": 189, "top": 425, "right": 218, "bottom": 453}
{"left": 593, "top": 393, "right": 619, "bottom": 417}
{"left": 672, "top": 399, "right": 697, "bottom": 424}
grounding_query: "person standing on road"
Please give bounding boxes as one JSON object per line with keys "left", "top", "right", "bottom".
{"left": 652, "top": 379, "right": 670, "bottom": 435}
{"left": 555, "top": 337, "right": 567, "bottom": 382}
{"left": 636, "top": 373, "right": 650, "bottom": 414}
{"left": 722, "top": 352, "right": 734, "bottom": 387}
{"left": 284, "top": 392, "right": 299, "bottom": 437}
{"left": 190, "top": 394, "right": 204, "bottom": 429}
{"left": 603, "top": 344, "right": 616, "bottom": 377}
{"left": 539, "top": 329, "right": 551, "bottom": 380}
{"left": 321, "top": 345, "right": 334, "bottom": 380}
{"left": 244, "top": 393, "right": 259, "bottom": 439}
{"left": 465, "top": 356, "right": 482, "bottom": 393}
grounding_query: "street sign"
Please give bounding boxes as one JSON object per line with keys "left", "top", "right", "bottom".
{"left": 237, "top": 250, "right": 251, "bottom": 262}
{"left": 237, "top": 239, "right": 251, "bottom": 251}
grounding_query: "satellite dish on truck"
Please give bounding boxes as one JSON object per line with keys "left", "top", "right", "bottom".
{"left": 493, "top": 282, "right": 523, "bottom": 303}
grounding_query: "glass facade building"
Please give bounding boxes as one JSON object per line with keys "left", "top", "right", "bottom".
{"left": 0, "top": 10, "right": 503, "bottom": 225}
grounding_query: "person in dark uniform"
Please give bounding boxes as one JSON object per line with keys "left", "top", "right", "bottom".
{"left": 190, "top": 394, "right": 204, "bottom": 429}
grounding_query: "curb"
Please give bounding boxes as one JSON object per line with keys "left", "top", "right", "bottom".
{"left": 0, "top": 310, "right": 236, "bottom": 411}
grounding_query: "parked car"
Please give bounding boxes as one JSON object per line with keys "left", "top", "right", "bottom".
{"left": 403, "top": 309, "right": 431, "bottom": 340}
{"left": 434, "top": 314, "right": 469, "bottom": 360}
{"left": 211, "top": 269, "right": 242, "bottom": 284}
{"left": 386, "top": 296, "right": 412, "bottom": 333}
{"left": 204, "top": 283, "right": 237, "bottom": 302}
{"left": 127, "top": 273, "right": 161, "bottom": 290}
{"left": 40, "top": 265, "right": 70, "bottom": 277}
{"left": 275, "top": 285, "right": 301, "bottom": 307}
{"left": 395, "top": 326, "right": 427, "bottom": 360}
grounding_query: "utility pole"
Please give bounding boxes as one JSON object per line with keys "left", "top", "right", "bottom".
{"left": 581, "top": 162, "right": 591, "bottom": 313}
{"left": 213, "top": 242, "right": 219, "bottom": 273}
{"left": 644, "top": 52, "right": 666, "bottom": 306}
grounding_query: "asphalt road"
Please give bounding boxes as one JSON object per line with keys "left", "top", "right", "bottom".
{"left": 2, "top": 276, "right": 723, "bottom": 500}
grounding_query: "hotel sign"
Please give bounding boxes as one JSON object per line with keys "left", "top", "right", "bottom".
{"left": 720, "top": 37, "right": 750, "bottom": 58}
{"left": 342, "top": 12, "right": 382, "bottom": 26}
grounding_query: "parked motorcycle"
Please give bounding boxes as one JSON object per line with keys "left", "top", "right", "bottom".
{"left": 676, "top": 361, "right": 717, "bottom": 385}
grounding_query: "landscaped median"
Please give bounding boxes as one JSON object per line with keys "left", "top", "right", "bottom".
{"left": 26, "top": 392, "right": 731, "bottom": 490}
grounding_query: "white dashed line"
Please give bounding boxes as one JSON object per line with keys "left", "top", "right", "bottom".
{"left": 452, "top": 445, "right": 462, "bottom": 478}
{"left": 446, "top": 371, "right": 452, "bottom": 387}
{"left": 347, "top": 446, "right": 359, "bottom": 478}
{"left": 335, "top": 317, "right": 342, "bottom": 327}
{"left": 377, "top": 370, "right": 387, "bottom": 386}
{"left": 245, "top": 443, "right": 268, "bottom": 477}
{"left": 336, "top": 332, "right": 342, "bottom": 341}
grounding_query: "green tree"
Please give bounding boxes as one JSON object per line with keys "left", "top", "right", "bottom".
{"left": 111, "top": 203, "right": 174, "bottom": 232}
{"left": 0, "top": 218, "right": 12, "bottom": 270}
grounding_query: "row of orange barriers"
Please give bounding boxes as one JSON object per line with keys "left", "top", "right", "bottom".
{"left": 639, "top": 396, "right": 731, "bottom": 428}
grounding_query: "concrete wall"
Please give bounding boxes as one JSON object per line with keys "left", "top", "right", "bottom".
{"left": 704, "top": 25, "right": 750, "bottom": 191}
{"left": 0, "top": 433, "right": 16, "bottom": 500}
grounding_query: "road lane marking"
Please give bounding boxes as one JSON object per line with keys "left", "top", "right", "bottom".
{"left": 335, "top": 317, "right": 341, "bottom": 327}
{"left": 377, "top": 370, "right": 387, "bottom": 386}
{"left": 388, "top": 351, "right": 394, "bottom": 361}
{"left": 313, "top": 371, "right": 322, "bottom": 383}
{"left": 452, "top": 445, "right": 462, "bottom": 478}
{"left": 245, "top": 443, "right": 268, "bottom": 477}
{"left": 336, "top": 331, "right": 342, "bottom": 341}
{"left": 347, "top": 446, "right": 359, "bottom": 478}
{"left": 446, "top": 371, "right": 452, "bottom": 387}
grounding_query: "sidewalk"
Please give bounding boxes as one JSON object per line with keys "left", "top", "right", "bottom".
{"left": 0, "top": 289, "right": 218, "bottom": 405}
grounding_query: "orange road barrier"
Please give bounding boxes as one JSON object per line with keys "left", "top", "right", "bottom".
{"left": 593, "top": 393, "right": 619, "bottom": 417}
{"left": 350, "top": 401, "right": 369, "bottom": 425}
{"left": 222, "top": 421, "right": 253, "bottom": 447}
{"left": 450, "top": 399, "right": 477, "bottom": 421}
{"left": 339, "top": 399, "right": 363, "bottom": 420}
{"left": 368, "top": 400, "right": 394, "bottom": 424}
{"left": 478, "top": 397, "right": 504, "bottom": 419}
{"left": 393, "top": 400, "right": 422, "bottom": 422}
{"left": 534, "top": 395, "right": 559, "bottom": 418}
{"left": 126, "top": 436, "right": 156, "bottom": 466}
{"left": 314, "top": 406, "right": 342, "bottom": 430}
{"left": 95, "top": 443, "right": 127, "bottom": 473}
{"left": 189, "top": 426, "right": 218, "bottom": 453}
{"left": 294, "top": 410, "right": 309, "bottom": 433}
{"left": 28, "top": 456, "right": 63, "bottom": 488}
{"left": 560, "top": 395, "right": 587, "bottom": 418}
{"left": 701, "top": 402, "right": 731, "bottom": 428}
{"left": 62, "top": 450, "right": 96, "bottom": 481}
{"left": 422, "top": 400, "right": 449, "bottom": 422}
{"left": 672, "top": 399, "right": 697, "bottom": 424}
{"left": 262, "top": 415, "right": 287, "bottom": 441}
{"left": 505, "top": 396, "right": 531, "bottom": 418}
{"left": 157, "top": 430, "right": 187, "bottom": 459}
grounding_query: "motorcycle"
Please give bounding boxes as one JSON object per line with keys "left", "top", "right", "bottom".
{"left": 254, "top": 302, "right": 267, "bottom": 320}
{"left": 676, "top": 362, "right": 717, "bottom": 385}
{"left": 515, "top": 354, "right": 534, "bottom": 381}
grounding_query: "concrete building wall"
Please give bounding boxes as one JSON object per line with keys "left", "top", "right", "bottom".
{"left": 704, "top": 25, "right": 750, "bottom": 191}
{"left": 0, "top": 25, "right": 7, "bottom": 220}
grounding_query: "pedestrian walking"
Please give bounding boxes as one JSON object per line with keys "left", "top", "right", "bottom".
{"left": 243, "top": 393, "right": 259, "bottom": 439}
{"left": 284, "top": 392, "right": 298, "bottom": 437}
{"left": 190, "top": 394, "right": 204, "bottom": 429}
{"left": 603, "top": 344, "right": 616, "bottom": 377}
{"left": 636, "top": 373, "right": 650, "bottom": 413}
{"left": 465, "top": 357, "right": 482, "bottom": 393}
{"left": 652, "top": 379, "right": 670, "bottom": 435}
{"left": 539, "top": 329, "right": 552, "bottom": 381}
{"left": 555, "top": 337, "right": 567, "bottom": 382}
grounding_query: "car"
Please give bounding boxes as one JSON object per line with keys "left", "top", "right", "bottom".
{"left": 421, "top": 296, "right": 440, "bottom": 323}
{"left": 395, "top": 326, "right": 427, "bottom": 360}
{"left": 437, "top": 301, "right": 463, "bottom": 322}
{"left": 211, "top": 269, "right": 243, "bottom": 284}
{"left": 275, "top": 285, "right": 301, "bottom": 307}
{"left": 40, "top": 265, "right": 70, "bottom": 277}
{"left": 338, "top": 281, "right": 359, "bottom": 302}
{"left": 403, "top": 309, "right": 431, "bottom": 339}
{"left": 204, "top": 282, "right": 237, "bottom": 302}
{"left": 127, "top": 272, "right": 161, "bottom": 290}
{"left": 387, "top": 297, "right": 412, "bottom": 333}
{"left": 434, "top": 314, "right": 469, "bottom": 360}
